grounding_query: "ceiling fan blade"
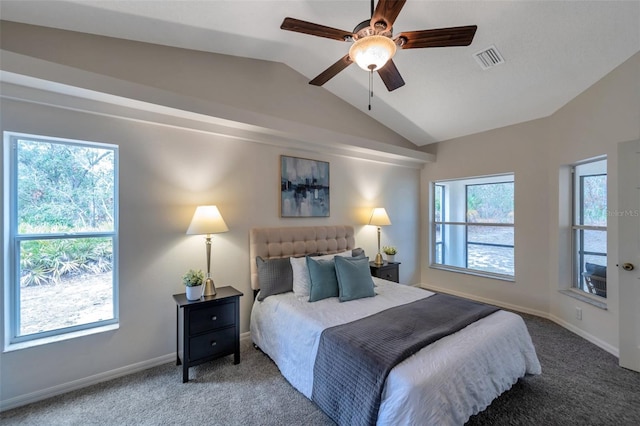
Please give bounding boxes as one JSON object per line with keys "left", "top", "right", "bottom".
{"left": 281, "top": 17, "right": 352, "bottom": 41}
{"left": 377, "top": 59, "right": 405, "bottom": 92}
{"left": 396, "top": 25, "right": 477, "bottom": 49}
{"left": 309, "top": 54, "right": 353, "bottom": 86}
{"left": 371, "top": 0, "right": 407, "bottom": 31}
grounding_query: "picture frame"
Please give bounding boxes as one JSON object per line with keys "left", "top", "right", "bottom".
{"left": 280, "top": 155, "right": 330, "bottom": 217}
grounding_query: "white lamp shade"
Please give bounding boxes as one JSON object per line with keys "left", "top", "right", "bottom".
{"left": 349, "top": 35, "right": 397, "bottom": 71}
{"left": 368, "top": 207, "right": 392, "bottom": 226}
{"left": 186, "top": 205, "right": 229, "bottom": 235}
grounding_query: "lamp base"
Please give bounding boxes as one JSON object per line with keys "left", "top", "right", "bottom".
{"left": 202, "top": 277, "right": 217, "bottom": 297}
{"left": 374, "top": 252, "right": 384, "bottom": 265}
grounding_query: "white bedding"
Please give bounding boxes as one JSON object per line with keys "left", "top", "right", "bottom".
{"left": 250, "top": 279, "right": 541, "bottom": 425}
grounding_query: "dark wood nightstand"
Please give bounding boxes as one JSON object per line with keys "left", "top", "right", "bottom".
{"left": 370, "top": 261, "right": 401, "bottom": 283}
{"left": 173, "top": 286, "right": 243, "bottom": 383}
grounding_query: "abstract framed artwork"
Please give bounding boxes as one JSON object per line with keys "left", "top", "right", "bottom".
{"left": 280, "top": 155, "right": 330, "bottom": 217}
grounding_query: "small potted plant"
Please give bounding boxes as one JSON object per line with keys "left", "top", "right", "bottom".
{"left": 182, "top": 269, "right": 205, "bottom": 300}
{"left": 382, "top": 246, "right": 397, "bottom": 263}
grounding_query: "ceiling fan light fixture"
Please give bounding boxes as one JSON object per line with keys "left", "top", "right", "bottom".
{"left": 349, "top": 35, "right": 397, "bottom": 71}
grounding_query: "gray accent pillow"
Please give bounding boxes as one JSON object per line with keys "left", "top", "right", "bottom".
{"left": 307, "top": 256, "right": 339, "bottom": 302}
{"left": 352, "top": 247, "right": 365, "bottom": 258}
{"left": 335, "top": 256, "right": 376, "bottom": 302}
{"left": 256, "top": 256, "right": 293, "bottom": 301}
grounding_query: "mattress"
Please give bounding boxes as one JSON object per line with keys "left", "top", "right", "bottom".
{"left": 250, "top": 279, "right": 541, "bottom": 425}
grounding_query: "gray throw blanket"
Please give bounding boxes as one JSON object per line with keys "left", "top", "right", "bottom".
{"left": 311, "top": 293, "right": 499, "bottom": 426}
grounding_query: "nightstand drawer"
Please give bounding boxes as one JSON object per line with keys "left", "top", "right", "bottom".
{"left": 189, "top": 302, "right": 235, "bottom": 334}
{"left": 189, "top": 327, "right": 236, "bottom": 361}
{"left": 369, "top": 261, "right": 400, "bottom": 283}
{"left": 378, "top": 268, "right": 399, "bottom": 282}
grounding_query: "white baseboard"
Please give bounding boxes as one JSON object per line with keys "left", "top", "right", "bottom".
{"left": 0, "top": 353, "right": 175, "bottom": 412}
{"left": 418, "top": 283, "right": 618, "bottom": 357}
{"left": 547, "top": 314, "right": 619, "bottom": 357}
{"left": 418, "top": 283, "right": 549, "bottom": 318}
{"left": 2, "top": 332, "right": 255, "bottom": 412}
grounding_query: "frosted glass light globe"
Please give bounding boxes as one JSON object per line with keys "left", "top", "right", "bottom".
{"left": 349, "top": 35, "right": 397, "bottom": 71}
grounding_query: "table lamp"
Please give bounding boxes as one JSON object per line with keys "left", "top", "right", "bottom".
{"left": 368, "top": 207, "right": 391, "bottom": 265}
{"left": 186, "top": 205, "right": 229, "bottom": 296}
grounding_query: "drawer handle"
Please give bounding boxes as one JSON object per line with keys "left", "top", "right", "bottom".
{"left": 211, "top": 316, "right": 217, "bottom": 321}
{"left": 211, "top": 341, "right": 217, "bottom": 347}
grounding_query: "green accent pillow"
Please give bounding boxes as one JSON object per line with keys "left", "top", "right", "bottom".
{"left": 334, "top": 256, "right": 375, "bottom": 302}
{"left": 307, "top": 256, "right": 339, "bottom": 302}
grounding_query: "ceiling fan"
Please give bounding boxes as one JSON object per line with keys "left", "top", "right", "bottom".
{"left": 280, "top": 0, "right": 477, "bottom": 92}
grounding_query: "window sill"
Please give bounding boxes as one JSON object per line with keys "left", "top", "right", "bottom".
{"left": 559, "top": 289, "right": 607, "bottom": 310}
{"left": 4, "top": 323, "right": 119, "bottom": 353}
{"left": 429, "top": 264, "right": 515, "bottom": 282}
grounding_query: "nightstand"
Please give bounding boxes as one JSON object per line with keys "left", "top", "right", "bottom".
{"left": 173, "top": 286, "right": 243, "bottom": 383}
{"left": 369, "top": 261, "right": 401, "bottom": 283}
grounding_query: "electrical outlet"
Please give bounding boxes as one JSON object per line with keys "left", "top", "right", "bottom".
{"left": 576, "top": 307, "right": 582, "bottom": 320}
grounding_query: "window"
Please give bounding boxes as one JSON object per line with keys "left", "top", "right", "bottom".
{"left": 572, "top": 159, "right": 607, "bottom": 298}
{"left": 4, "top": 132, "right": 118, "bottom": 346}
{"left": 431, "top": 174, "right": 514, "bottom": 279}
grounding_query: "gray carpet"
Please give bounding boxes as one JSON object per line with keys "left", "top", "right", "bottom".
{"left": 2, "top": 314, "right": 639, "bottom": 425}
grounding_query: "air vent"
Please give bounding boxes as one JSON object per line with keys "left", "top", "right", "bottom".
{"left": 473, "top": 45, "right": 504, "bottom": 70}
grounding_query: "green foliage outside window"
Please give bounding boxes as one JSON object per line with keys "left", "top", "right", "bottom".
{"left": 467, "top": 182, "right": 514, "bottom": 223}
{"left": 17, "top": 139, "right": 115, "bottom": 287}
{"left": 581, "top": 175, "right": 607, "bottom": 226}
{"left": 20, "top": 237, "right": 112, "bottom": 286}
{"left": 17, "top": 140, "right": 114, "bottom": 230}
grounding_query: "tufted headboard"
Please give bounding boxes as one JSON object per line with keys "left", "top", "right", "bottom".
{"left": 249, "top": 225, "right": 356, "bottom": 290}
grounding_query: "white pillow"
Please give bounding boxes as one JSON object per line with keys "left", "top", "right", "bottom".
{"left": 291, "top": 253, "right": 345, "bottom": 299}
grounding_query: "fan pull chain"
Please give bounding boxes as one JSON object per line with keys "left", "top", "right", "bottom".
{"left": 368, "top": 68, "right": 374, "bottom": 111}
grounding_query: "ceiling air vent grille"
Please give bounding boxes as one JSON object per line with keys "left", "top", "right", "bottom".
{"left": 474, "top": 45, "right": 504, "bottom": 70}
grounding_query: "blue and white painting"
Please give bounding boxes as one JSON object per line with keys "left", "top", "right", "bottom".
{"left": 280, "top": 155, "right": 330, "bottom": 217}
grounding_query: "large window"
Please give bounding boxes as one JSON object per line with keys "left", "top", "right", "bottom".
{"left": 4, "top": 132, "right": 118, "bottom": 346}
{"left": 431, "top": 174, "right": 514, "bottom": 279}
{"left": 572, "top": 159, "right": 607, "bottom": 298}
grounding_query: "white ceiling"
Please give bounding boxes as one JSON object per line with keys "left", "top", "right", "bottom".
{"left": 1, "top": 0, "right": 638, "bottom": 146}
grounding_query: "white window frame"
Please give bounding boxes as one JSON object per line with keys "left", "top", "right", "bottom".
{"left": 430, "top": 173, "right": 515, "bottom": 280}
{"left": 3, "top": 132, "right": 119, "bottom": 350}
{"left": 571, "top": 158, "right": 607, "bottom": 298}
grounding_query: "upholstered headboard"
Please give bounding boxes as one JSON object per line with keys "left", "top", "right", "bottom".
{"left": 249, "top": 225, "right": 356, "bottom": 290}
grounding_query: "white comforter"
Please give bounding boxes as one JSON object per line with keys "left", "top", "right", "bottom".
{"left": 250, "top": 279, "right": 541, "bottom": 425}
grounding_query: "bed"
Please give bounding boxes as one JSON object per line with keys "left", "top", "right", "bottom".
{"left": 249, "top": 225, "right": 541, "bottom": 425}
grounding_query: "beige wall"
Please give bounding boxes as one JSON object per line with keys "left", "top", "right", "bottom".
{"left": 421, "top": 52, "right": 640, "bottom": 353}
{"left": 545, "top": 50, "right": 640, "bottom": 352}
{"left": 0, "top": 21, "right": 423, "bottom": 408}
{"left": 0, "top": 96, "right": 421, "bottom": 407}
{"left": 420, "top": 118, "right": 550, "bottom": 313}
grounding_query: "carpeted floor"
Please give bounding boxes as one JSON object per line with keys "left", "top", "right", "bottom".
{"left": 2, "top": 313, "right": 639, "bottom": 425}
{"left": 466, "top": 314, "right": 640, "bottom": 425}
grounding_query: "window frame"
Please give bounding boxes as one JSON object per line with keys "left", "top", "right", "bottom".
{"left": 571, "top": 158, "right": 607, "bottom": 298}
{"left": 430, "top": 174, "right": 515, "bottom": 280}
{"left": 4, "top": 132, "right": 120, "bottom": 348}
{"left": 434, "top": 184, "right": 445, "bottom": 265}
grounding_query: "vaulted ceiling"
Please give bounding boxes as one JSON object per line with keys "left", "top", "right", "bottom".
{"left": 1, "top": 0, "right": 638, "bottom": 146}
